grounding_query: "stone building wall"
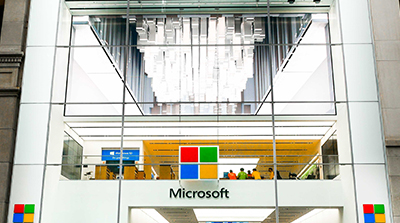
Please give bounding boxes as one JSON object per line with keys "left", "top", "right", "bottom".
{"left": 0, "top": 0, "right": 30, "bottom": 222}
{"left": 370, "top": 0, "right": 400, "bottom": 222}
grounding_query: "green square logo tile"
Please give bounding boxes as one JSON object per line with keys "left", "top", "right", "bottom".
{"left": 24, "top": 204, "right": 35, "bottom": 214}
{"left": 374, "top": 204, "right": 385, "bottom": 214}
{"left": 200, "top": 147, "right": 218, "bottom": 162}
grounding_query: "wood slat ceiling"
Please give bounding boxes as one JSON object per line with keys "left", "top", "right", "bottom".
{"left": 143, "top": 139, "right": 320, "bottom": 178}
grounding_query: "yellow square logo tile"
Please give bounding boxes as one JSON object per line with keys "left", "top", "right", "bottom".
{"left": 375, "top": 213, "right": 386, "bottom": 223}
{"left": 23, "top": 213, "right": 34, "bottom": 222}
{"left": 200, "top": 164, "right": 218, "bottom": 179}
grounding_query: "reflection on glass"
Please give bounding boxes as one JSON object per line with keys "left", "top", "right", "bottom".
{"left": 274, "top": 102, "right": 336, "bottom": 115}
{"left": 61, "top": 132, "right": 83, "bottom": 180}
{"left": 138, "top": 102, "right": 261, "bottom": 115}
{"left": 321, "top": 132, "right": 339, "bottom": 179}
{"left": 65, "top": 104, "right": 124, "bottom": 116}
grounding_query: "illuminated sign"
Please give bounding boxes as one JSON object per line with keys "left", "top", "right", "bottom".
{"left": 179, "top": 146, "right": 219, "bottom": 180}
{"left": 13, "top": 204, "right": 35, "bottom": 223}
{"left": 363, "top": 204, "right": 385, "bottom": 223}
{"left": 101, "top": 149, "right": 139, "bottom": 161}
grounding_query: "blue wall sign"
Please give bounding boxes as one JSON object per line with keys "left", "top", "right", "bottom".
{"left": 101, "top": 149, "right": 140, "bottom": 161}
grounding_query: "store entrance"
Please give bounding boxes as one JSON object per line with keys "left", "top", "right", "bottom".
{"left": 129, "top": 207, "right": 342, "bottom": 223}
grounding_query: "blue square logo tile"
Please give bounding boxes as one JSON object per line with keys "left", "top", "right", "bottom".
{"left": 180, "top": 164, "right": 198, "bottom": 179}
{"left": 364, "top": 213, "right": 375, "bottom": 223}
{"left": 13, "top": 213, "right": 24, "bottom": 223}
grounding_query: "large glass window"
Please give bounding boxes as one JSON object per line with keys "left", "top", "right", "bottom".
{"left": 65, "top": 13, "right": 334, "bottom": 116}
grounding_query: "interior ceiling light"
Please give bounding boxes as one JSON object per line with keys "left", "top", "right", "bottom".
{"left": 140, "top": 209, "right": 169, "bottom": 223}
{"left": 135, "top": 15, "right": 266, "bottom": 103}
{"left": 288, "top": 0, "right": 295, "bottom": 4}
{"left": 314, "top": 0, "right": 321, "bottom": 3}
{"left": 194, "top": 208, "right": 274, "bottom": 222}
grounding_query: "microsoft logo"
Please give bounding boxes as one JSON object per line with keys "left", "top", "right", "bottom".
{"left": 363, "top": 204, "right": 385, "bottom": 223}
{"left": 13, "top": 204, "right": 35, "bottom": 223}
{"left": 179, "top": 146, "right": 219, "bottom": 180}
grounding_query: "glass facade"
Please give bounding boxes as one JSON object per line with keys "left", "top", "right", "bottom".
{"left": 7, "top": 0, "right": 392, "bottom": 223}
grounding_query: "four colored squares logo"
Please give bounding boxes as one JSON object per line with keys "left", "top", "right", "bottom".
{"left": 363, "top": 204, "right": 385, "bottom": 223}
{"left": 180, "top": 146, "right": 219, "bottom": 180}
{"left": 13, "top": 204, "right": 35, "bottom": 223}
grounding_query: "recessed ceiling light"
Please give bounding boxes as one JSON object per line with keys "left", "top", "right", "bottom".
{"left": 194, "top": 208, "right": 274, "bottom": 222}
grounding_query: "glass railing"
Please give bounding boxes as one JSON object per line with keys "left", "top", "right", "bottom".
{"left": 58, "top": 154, "right": 340, "bottom": 181}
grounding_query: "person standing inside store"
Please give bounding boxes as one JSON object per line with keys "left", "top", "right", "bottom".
{"left": 228, "top": 170, "right": 237, "bottom": 180}
{"left": 247, "top": 170, "right": 253, "bottom": 179}
{"left": 268, "top": 167, "right": 282, "bottom": 179}
{"left": 252, "top": 168, "right": 261, "bottom": 180}
{"left": 268, "top": 168, "right": 274, "bottom": 179}
{"left": 237, "top": 168, "right": 248, "bottom": 180}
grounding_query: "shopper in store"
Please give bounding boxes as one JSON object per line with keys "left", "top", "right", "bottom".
{"left": 228, "top": 170, "right": 237, "bottom": 180}
{"left": 247, "top": 170, "right": 253, "bottom": 179}
{"left": 252, "top": 168, "right": 261, "bottom": 180}
{"left": 268, "top": 167, "right": 282, "bottom": 179}
{"left": 268, "top": 168, "right": 274, "bottom": 179}
{"left": 237, "top": 168, "right": 248, "bottom": 180}
{"left": 277, "top": 170, "right": 282, "bottom": 179}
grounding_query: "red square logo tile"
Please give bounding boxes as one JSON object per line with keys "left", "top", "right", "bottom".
{"left": 363, "top": 204, "right": 374, "bottom": 214}
{"left": 180, "top": 147, "right": 198, "bottom": 162}
{"left": 14, "top": 204, "right": 24, "bottom": 213}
